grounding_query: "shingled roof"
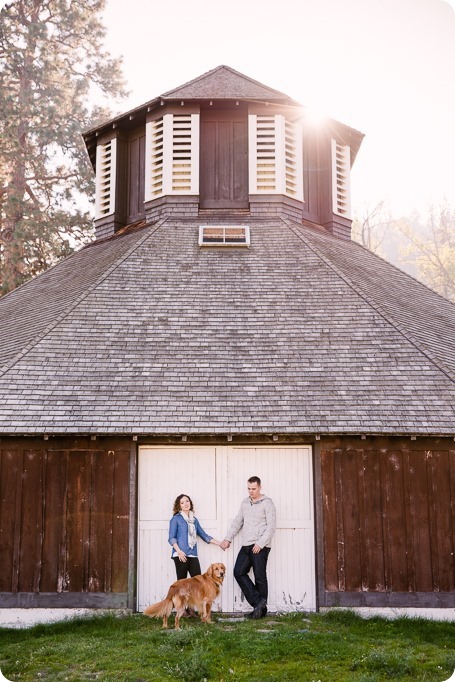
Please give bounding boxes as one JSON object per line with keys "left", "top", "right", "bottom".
{"left": 1, "top": 216, "right": 454, "bottom": 436}
{"left": 83, "top": 66, "right": 364, "bottom": 169}
{"left": 160, "top": 65, "right": 294, "bottom": 102}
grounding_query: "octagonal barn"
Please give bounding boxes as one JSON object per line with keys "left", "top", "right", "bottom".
{"left": 1, "top": 67, "right": 454, "bottom": 618}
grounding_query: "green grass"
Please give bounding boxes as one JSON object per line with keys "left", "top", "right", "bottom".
{"left": 0, "top": 610, "right": 454, "bottom": 681}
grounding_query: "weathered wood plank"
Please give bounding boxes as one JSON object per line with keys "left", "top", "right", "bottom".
{"left": 407, "top": 449, "right": 433, "bottom": 590}
{"left": 127, "top": 442, "right": 137, "bottom": 609}
{"left": 90, "top": 450, "right": 110, "bottom": 591}
{"left": 383, "top": 450, "right": 408, "bottom": 590}
{"left": 402, "top": 448, "right": 416, "bottom": 591}
{"left": 65, "top": 450, "right": 91, "bottom": 592}
{"left": 18, "top": 450, "right": 43, "bottom": 592}
{"left": 322, "top": 590, "right": 455, "bottom": 608}
{"left": 0, "top": 450, "right": 20, "bottom": 591}
{"left": 430, "top": 450, "right": 454, "bottom": 591}
{"left": 41, "top": 450, "right": 68, "bottom": 592}
{"left": 0, "top": 592, "right": 129, "bottom": 608}
{"left": 362, "top": 449, "right": 386, "bottom": 591}
{"left": 111, "top": 448, "right": 130, "bottom": 594}
{"left": 320, "top": 448, "right": 339, "bottom": 591}
{"left": 340, "top": 448, "right": 362, "bottom": 592}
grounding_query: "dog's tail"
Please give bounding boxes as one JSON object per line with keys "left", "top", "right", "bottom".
{"left": 143, "top": 597, "right": 173, "bottom": 620}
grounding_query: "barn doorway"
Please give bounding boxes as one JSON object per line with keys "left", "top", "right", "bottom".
{"left": 137, "top": 445, "right": 316, "bottom": 614}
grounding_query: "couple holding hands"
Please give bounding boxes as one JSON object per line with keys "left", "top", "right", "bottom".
{"left": 168, "top": 476, "right": 276, "bottom": 620}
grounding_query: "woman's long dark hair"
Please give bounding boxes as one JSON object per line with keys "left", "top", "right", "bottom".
{"left": 172, "top": 494, "right": 194, "bottom": 516}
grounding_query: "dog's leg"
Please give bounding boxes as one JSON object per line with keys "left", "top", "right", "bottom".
{"left": 206, "top": 602, "right": 212, "bottom": 623}
{"left": 174, "top": 596, "right": 186, "bottom": 630}
{"left": 162, "top": 614, "right": 168, "bottom": 629}
{"left": 200, "top": 600, "right": 208, "bottom": 622}
{"left": 175, "top": 607, "right": 186, "bottom": 630}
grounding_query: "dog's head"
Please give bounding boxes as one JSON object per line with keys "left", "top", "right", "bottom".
{"left": 207, "top": 563, "right": 226, "bottom": 583}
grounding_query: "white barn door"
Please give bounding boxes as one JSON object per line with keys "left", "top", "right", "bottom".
{"left": 137, "top": 445, "right": 315, "bottom": 613}
{"left": 137, "top": 446, "right": 220, "bottom": 611}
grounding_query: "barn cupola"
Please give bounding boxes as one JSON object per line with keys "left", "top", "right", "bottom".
{"left": 83, "top": 66, "right": 364, "bottom": 241}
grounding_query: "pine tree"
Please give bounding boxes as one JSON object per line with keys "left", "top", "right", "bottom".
{"left": 0, "top": 0, "right": 127, "bottom": 295}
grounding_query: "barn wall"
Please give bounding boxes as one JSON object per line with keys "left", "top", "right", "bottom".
{"left": 1, "top": 434, "right": 454, "bottom": 611}
{"left": 0, "top": 437, "right": 131, "bottom": 608}
{"left": 318, "top": 437, "right": 455, "bottom": 607}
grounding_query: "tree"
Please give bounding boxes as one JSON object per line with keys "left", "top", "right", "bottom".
{"left": 398, "top": 202, "right": 455, "bottom": 302}
{"left": 0, "top": 0, "right": 127, "bottom": 295}
{"left": 351, "top": 201, "right": 394, "bottom": 255}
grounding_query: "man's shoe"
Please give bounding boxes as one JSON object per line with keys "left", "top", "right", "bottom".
{"left": 246, "top": 599, "right": 267, "bottom": 619}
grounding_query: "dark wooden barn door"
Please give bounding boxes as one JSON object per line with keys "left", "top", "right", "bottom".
{"left": 127, "top": 131, "right": 145, "bottom": 223}
{"left": 200, "top": 111, "right": 248, "bottom": 209}
{"left": 0, "top": 442, "right": 130, "bottom": 605}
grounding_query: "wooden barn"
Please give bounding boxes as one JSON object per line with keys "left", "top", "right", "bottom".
{"left": 1, "top": 66, "right": 454, "bottom": 621}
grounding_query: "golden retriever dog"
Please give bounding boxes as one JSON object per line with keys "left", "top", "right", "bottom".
{"left": 143, "top": 563, "right": 226, "bottom": 630}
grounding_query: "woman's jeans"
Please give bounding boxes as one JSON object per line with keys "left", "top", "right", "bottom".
{"left": 233, "top": 544, "right": 271, "bottom": 607}
{"left": 173, "top": 556, "right": 201, "bottom": 580}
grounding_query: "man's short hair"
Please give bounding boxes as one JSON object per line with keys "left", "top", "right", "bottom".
{"left": 248, "top": 476, "right": 261, "bottom": 485}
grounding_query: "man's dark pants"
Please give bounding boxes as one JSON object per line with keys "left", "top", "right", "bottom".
{"left": 233, "top": 544, "right": 271, "bottom": 607}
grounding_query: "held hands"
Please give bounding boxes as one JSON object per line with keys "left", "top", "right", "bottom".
{"left": 218, "top": 540, "right": 260, "bottom": 552}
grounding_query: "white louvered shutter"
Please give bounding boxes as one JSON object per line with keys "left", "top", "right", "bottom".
{"left": 95, "top": 139, "right": 117, "bottom": 218}
{"left": 284, "top": 118, "right": 303, "bottom": 200}
{"left": 249, "top": 114, "right": 277, "bottom": 192}
{"left": 145, "top": 114, "right": 199, "bottom": 201}
{"left": 331, "top": 139, "right": 351, "bottom": 218}
{"left": 145, "top": 117, "right": 164, "bottom": 200}
{"left": 249, "top": 114, "right": 303, "bottom": 201}
{"left": 171, "top": 114, "right": 199, "bottom": 193}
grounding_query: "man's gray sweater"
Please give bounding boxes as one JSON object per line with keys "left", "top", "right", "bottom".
{"left": 225, "top": 495, "right": 276, "bottom": 548}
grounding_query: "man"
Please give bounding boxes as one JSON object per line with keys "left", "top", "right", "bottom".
{"left": 221, "top": 476, "right": 276, "bottom": 619}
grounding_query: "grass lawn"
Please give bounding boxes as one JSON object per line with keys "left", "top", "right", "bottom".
{"left": 0, "top": 610, "right": 454, "bottom": 681}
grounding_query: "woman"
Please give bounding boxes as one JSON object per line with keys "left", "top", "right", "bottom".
{"left": 169, "top": 494, "right": 223, "bottom": 580}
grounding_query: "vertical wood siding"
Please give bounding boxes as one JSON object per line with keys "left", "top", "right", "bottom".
{"left": 321, "top": 440, "right": 455, "bottom": 596}
{"left": 0, "top": 441, "right": 130, "bottom": 596}
{"left": 127, "top": 132, "right": 146, "bottom": 223}
{"left": 199, "top": 111, "right": 249, "bottom": 209}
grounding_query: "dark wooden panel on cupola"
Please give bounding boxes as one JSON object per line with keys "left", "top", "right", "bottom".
{"left": 127, "top": 130, "right": 146, "bottom": 223}
{"left": 200, "top": 110, "right": 248, "bottom": 208}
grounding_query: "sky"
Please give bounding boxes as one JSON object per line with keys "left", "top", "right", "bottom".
{"left": 98, "top": 0, "right": 455, "bottom": 219}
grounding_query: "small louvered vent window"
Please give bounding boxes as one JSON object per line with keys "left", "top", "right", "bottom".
{"left": 255, "top": 115, "right": 277, "bottom": 191}
{"left": 331, "top": 139, "right": 351, "bottom": 218}
{"left": 172, "top": 115, "right": 193, "bottom": 192}
{"left": 249, "top": 114, "right": 303, "bottom": 201}
{"left": 149, "top": 117, "right": 164, "bottom": 198}
{"left": 145, "top": 113, "right": 199, "bottom": 201}
{"left": 199, "top": 225, "right": 250, "bottom": 246}
{"left": 95, "top": 138, "right": 117, "bottom": 218}
{"left": 284, "top": 119, "right": 298, "bottom": 197}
